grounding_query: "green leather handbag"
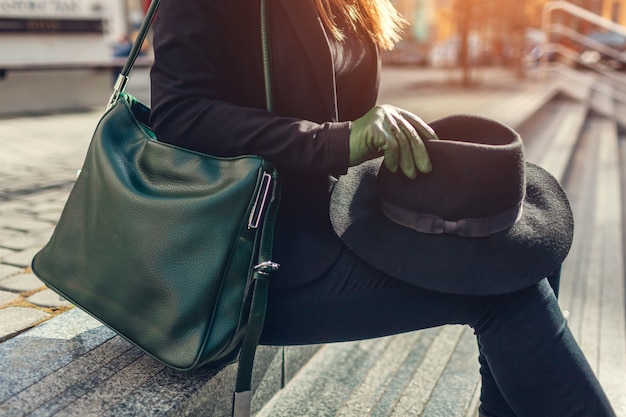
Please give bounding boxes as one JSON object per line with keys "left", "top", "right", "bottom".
{"left": 31, "top": 1, "right": 278, "bottom": 416}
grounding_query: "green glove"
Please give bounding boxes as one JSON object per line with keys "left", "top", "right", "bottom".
{"left": 349, "top": 104, "right": 438, "bottom": 179}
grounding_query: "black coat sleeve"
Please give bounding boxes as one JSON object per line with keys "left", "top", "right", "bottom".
{"left": 149, "top": 0, "right": 350, "bottom": 176}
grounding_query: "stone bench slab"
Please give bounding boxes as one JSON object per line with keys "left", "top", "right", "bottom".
{"left": 0, "top": 308, "right": 319, "bottom": 417}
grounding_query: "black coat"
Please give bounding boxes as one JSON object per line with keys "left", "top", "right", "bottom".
{"left": 150, "top": 0, "right": 379, "bottom": 288}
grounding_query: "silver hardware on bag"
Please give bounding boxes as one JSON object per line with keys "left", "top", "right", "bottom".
{"left": 248, "top": 172, "right": 273, "bottom": 229}
{"left": 232, "top": 391, "right": 252, "bottom": 417}
{"left": 254, "top": 261, "right": 280, "bottom": 276}
{"left": 107, "top": 74, "right": 129, "bottom": 110}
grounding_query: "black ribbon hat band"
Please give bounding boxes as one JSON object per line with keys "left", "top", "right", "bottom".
{"left": 379, "top": 199, "right": 524, "bottom": 238}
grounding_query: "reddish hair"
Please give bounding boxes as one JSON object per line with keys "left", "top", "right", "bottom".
{"left": 314, "top": 0, "right": 406, "bottom": 50}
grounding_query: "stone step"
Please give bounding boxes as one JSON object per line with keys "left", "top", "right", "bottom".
{"left": 256, "top": 327, "right": 479, "bottom": 417}
{"left": 559, "top": 115, "right": 626, "bottom": 416}
{"left": 519, "top": 96, "right": 589, "bottom": 179}
{"left": 0, "top": 308, "right": 321, "bottom": 417}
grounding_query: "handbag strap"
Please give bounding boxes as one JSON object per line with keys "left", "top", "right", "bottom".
{"left": 233, "top": 171, "right": 280, "bottom": 417}
{"left": 107, "top": 0, "right": 160, "bottom": 110}
{"left": 260, "top": 0, "right": 273, "bottom": 112}
{"left": 233, "top": 6, "right": 276, "bottom": 417}
{"left": 107, "top": 2, "right": 277, "bottom": 417}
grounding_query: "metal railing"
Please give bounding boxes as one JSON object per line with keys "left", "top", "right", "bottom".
{"left": 540, "top": 1, "right": 626, "bottom": 103}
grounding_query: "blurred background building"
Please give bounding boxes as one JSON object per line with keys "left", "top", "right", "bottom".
{"left": 3, "top": 0, "right": 626, "bottom": 72}
{"left": 387, "top": 0, "right": 626, "bottom": 62}
{"left": 1, "top": 0, "right": 626, "bottom": 114}
{"left": 0, "top": 0, "right": 152, "bottom": 114}
{"left": 0, "top": 0, "right": 152, "bottom": 67}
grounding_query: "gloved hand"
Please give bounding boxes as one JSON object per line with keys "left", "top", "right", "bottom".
{"left": 349, "top": 104, "right": 438, "bottom": 179}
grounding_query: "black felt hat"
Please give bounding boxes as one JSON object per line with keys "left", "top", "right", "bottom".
{"left": 330, "top": 115, "right": 574, "bottom": 295}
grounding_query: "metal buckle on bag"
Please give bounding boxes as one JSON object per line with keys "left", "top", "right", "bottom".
{"left": 248, "top": 172, "right": 273, "bottom": 229}
{"left": 254, "top": 261, "right": 280, "bottom": 276}
{"left": 232, "top": 391, "right": 252, "bottom": 417}
{"left": 107, "top": 74, "right": 129, "bottom": 110}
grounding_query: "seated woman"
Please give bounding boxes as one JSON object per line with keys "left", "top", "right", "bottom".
{"left": 149, "top": 0, "right": 617, "bottom": 416}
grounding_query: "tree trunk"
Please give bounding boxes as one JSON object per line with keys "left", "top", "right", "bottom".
{"left": 456, "top": 0, "right": 473, "bottom": 86}
{"left": 514, "top": 0, "right": 527, "bottom": 79}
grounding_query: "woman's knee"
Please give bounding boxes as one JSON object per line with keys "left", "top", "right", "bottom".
{"left": 471, "top": 279, "right": 564, "bottom": 340}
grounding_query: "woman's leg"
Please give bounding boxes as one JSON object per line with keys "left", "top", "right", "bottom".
{"left": 476, "top": 267, "right": 564, "bottom": 417}
{"left": 260, "top": 248, "right": 615, "bottom": 417}
{"left": 477, "top": 337, "right": 517, "bottom": 417}
{"left": 473, "top": 279, "right": 614, "bottom": 417}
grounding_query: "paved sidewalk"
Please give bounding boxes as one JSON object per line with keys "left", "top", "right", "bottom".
{"left": 0, "top": 66, "right": 547, "bottom": 341}
{"left": 0, "top": 110, "right": 100, "bottom": 340}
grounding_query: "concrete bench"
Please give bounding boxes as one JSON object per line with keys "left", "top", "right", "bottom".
{"left": 0, "top": 307, "right": 320, "bottom": 417}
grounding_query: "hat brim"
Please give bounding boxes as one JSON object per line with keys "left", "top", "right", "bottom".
{"left": 330, "top": 158, "right": 574, "bottom": 295}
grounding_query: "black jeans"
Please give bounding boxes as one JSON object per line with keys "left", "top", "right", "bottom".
{"left": 260, "top": 247, "right": 616, "bottom": 417}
